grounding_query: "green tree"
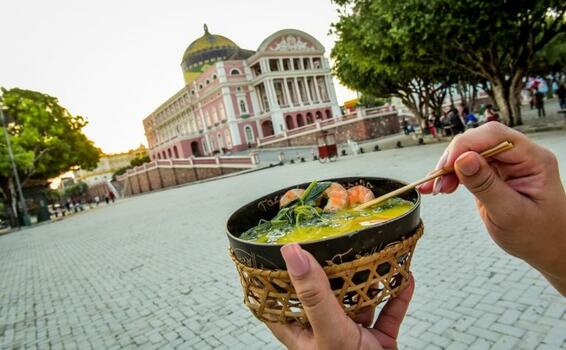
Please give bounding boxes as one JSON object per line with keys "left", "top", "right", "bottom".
{"left": 332, "top": 2, "right": 453, "bottom": 123}
{"left": 130, "top": 155, "right": 150, "bottom": 167}
{"left": 332, "top": 0, "right": 566, "bottom": 126}
{"left": 0, "top": 88, "right": 101, "bottom": 223}
{"left": 112, "top": 154, "right": 150, "bottom": 180}
{"left": 357, "top": 94, "right": 389, "bottom": 108}
{"left": 531, "top": 33, "right": 566, "bottom": 97}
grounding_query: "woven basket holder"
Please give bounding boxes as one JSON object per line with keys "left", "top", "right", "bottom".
{"left": 231, "top": 221, "right": 424, "bottom": 327}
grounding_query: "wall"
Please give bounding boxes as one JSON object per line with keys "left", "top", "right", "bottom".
{"left": 118, "top": 161, "right": 254, "bottom": 197}
{"left": 260, "top": 113, "right": 400, "bottom": 148}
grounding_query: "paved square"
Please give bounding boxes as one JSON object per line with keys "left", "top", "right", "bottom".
{"left": 1, "top": 131, "right": 565, "bottom": 349}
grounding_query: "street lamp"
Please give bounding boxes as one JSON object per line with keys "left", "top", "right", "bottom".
{"left": 0, "top": 106, "right": 31, "bottom": 227}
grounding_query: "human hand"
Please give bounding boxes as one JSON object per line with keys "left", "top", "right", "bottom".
{"left": 419, "top": 122, "right": 566, "bottom": 295}
{"left": 265, "top": 243, "right": 415, "bottom": 350}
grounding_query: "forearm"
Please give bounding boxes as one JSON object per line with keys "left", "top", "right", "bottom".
{"left": 542, "top": 273, "right": 566, "bottom": 297}
{"left": 530, "top": 233, "right": 566, "bottom": 297}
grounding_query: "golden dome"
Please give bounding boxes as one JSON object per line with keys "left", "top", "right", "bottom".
{"left": 181, "top": 24, "right": 241, "bottom": 84}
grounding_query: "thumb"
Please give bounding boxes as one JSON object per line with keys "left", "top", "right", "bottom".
{"left": 281, "top": 244, "right": 357, "bottom": 345}
{"left": 454, "top": 151, "right": 523, "bottom": 224}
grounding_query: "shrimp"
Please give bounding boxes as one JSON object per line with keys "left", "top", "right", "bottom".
{"left": 280, "top": 188, "right": 304, "bottom": 208}
{"left": 323, "top": 182, "right": 348, "bottom": 212}
{"left": 347, "top": 185, "right": 375, "bottom": 207}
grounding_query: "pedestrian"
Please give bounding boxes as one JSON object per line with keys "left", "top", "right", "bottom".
{"left": 401, "top": 117, "right": 410, "bottom": 135}
{"left": 108, "top": 191, "right": 115, "bottom": 203}
{"left": 427, "top": 114, "right": 436, "bottom": 137}
{"left": 433, "top": 111, "right": 442, "bottom": 136}
{"left": 448, "top": 107, "right": 464, "bottom": 135}
{"left": 265, "top": 122, "right": 566, "bottom": 349}
{"left": 557, "top": 83, "right": 566, "bottom": 110}
{"left": 462, "top": 107, "right": 478, "bottom": 128}
{"left": 104, "top": 195, "right": 109, "bottom": 204}
{"left": 534, "top": 88, "right": 546, "bottom": 117}
{"left": 483, "top": 104, "right": 499, "bottom": 123}
{"left": 529, "top": 88, "right": 535, "bottom": 110}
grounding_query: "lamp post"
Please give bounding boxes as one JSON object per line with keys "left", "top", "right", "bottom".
{"left": 0, "top": 106, "right": 31, "bottom": 227}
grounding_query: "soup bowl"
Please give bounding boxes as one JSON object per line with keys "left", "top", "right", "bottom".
{"left": 226, "top": 176, "right": 423, "bottom": 326}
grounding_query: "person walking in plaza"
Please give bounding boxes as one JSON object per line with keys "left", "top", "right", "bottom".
{"left": 265, "top": 122, "right": 566, "bottom": 350}
{"left": 448, "top": 106, "right": 465, "bottom": 135}
{"left": 108, "top": 191, "right": 116, "bottom": 203}
{"left": 557, "top": 83, "right": 566, "bottom": 110}
{"left": 534, "top": 88, "right": 546, "bottom": 117}
{"left": 483, "top": 104, "right": 499, "bottom": 123}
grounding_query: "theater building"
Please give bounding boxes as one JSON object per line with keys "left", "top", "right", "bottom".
{"left": 143, "top": 25, "right": 341, "bottom": 160}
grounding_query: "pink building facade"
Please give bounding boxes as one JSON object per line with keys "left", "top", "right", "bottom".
{"left": 143, "top": 27, "right": 341, "bottom": 160}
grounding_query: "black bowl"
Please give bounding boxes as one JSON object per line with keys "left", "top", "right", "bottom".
{"left": 226, "top": 177, "right": 421, "bottom": 270}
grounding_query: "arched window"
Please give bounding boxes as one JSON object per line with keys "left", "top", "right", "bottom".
{"left": 162, "top": 151, "right": 167, "bottom": 159}
{"left": 239, "top": 100, "right": 247, "bottom": 113}
{"left": 325, "top": 109, "right": 332, "bottom": 119}
{"left": 167, "top": 149, "right": 172, "bottom": 158}
{"left": 231, "top": 69, "right": 241, "bottom": 75}
{"left": 191, "top": 141, "right": 201, "bottom": 157}
{"left": 261, "top": 120, "right": 274, "bottom": 137}
{"left": 157, "top": 153, "right": 162, "bottom": 159}
{"left": 173, "top": 146, "right": 179, "bottom": 159}
{"left": 245, "top": 126, "right": 254, "bottom": 144}
{"left": 296, "top": 114, "right": 305, "bottom": 127}
{"left": 285, "top": 115, "right": 294, "bottom": 130}
{"left": 306, "top": 112, "right": 314, "bottom": 124}
{"left": 315, "top": 111, "right": 323, "bottom": 120}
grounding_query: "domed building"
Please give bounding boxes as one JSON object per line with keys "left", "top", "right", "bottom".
{"left": 180, "top": 25, "right": 255, "bottom": 84}
{"left": 143, "top": 26, "right": 341, "bottom": 159}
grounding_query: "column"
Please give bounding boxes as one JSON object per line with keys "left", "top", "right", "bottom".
{"left": 255, "top": 119, "right": 263, "bottom": 139}
{"left": 303, "top": 77, "right": 313, "bottom": 104}
{"left": 312, "top": 76, "right": 322, "bottom": 104}
{"left": 266, "top": 79, "right": 279, "bottom": 110}
{"left": 293, "top": 78, "right": 304, "bottom": 106}
{"left": 249, "top": 86, "right": 261, "bottom": 115}
{"left": 325, "top": 75, "right": 342, "bottom": 117}
{"left": 283, "top": 78, "right": 292, "bottom": 107}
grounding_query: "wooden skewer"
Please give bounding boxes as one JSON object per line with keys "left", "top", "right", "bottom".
{"left": 354, "top": 141, "right": 514, "bottom": 211}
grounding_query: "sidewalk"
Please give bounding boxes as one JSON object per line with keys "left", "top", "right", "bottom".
{"left": 514, "top": 98, "right": 565, "bottom": 134}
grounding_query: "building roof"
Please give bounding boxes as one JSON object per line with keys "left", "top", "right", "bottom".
{"left": 180, "top": 24, "right": 253, "bottom": 84}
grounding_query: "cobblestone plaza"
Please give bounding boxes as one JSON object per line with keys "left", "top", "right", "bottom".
{"left": 1, "top": 131, "right": 566, "bottom": 350}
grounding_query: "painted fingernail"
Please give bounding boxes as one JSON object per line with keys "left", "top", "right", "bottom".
{"left": 435, "top": 150, "right": 450, "bottom": 170}
{"left": 281, "top": 243, "right": 310, "bottom": 277}
{"left": 432, "top": 177, "right": 443, "bottom": 195}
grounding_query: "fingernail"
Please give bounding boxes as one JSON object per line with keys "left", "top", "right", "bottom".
{"left": 432, "top": 177, "right": 443, "bottom": 195}
{"left": 456, "top": 153, "right": 480, "bottom": 176}
{"left": 281, "top": 243, "right": 310, "bottom": 277}
{"left": 435, "top": 150, "right": 450, "bottom": 170}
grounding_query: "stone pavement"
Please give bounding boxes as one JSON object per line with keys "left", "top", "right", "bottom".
{"left": 1, "top": 131, "right": 566, "bottom": 350}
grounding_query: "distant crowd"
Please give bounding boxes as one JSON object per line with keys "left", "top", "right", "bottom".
{"left": 402, "top": 80, "right": 566, "bottom": 138}
{"left": 51, "top": 191, "right": 116, "bottom": 217}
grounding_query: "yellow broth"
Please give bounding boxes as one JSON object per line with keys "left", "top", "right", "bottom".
{"left": 243, "top": 198, "right": 414, "bottom": 244}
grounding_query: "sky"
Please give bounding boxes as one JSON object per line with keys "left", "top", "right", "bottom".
{"left": 0, "top": 0, "right": 357, "bottom": 154}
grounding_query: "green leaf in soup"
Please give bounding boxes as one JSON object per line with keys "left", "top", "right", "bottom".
{"left": 301, "top": 181, "right": 332, "bottom": 204}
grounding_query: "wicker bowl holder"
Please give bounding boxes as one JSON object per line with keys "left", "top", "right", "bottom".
{"left": 230, "top": 221, "right": 424, "bottom": 327}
